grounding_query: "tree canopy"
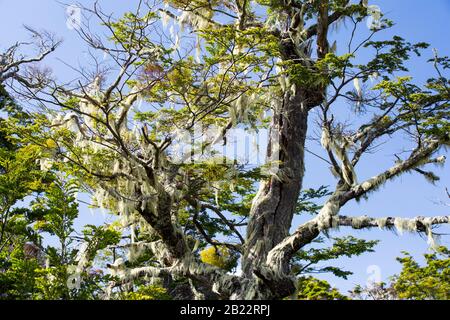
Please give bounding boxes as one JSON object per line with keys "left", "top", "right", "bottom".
{"left": 0, "top": 0, "right": 449, "bottom": 300}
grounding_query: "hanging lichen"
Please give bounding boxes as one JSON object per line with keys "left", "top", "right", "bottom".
{"left": 394, "top": 217, "right": 417, "bottom": 235}
{"left": 422, "top": 218, "right": 440, "bottom": 249}
{"left": 321, "top": 126, "right": 331, "bottom": 150}
{"left": 351, "top": 216, "right": 371, "bottom": 229}
{"left": 375, "top": 218, "right": 388, "bottom": 229}
{"left": 160, "top": 10, "right": 171, "bottom": 28}
{"left": 316, "top": 201, "right": 340, "bottom": 231}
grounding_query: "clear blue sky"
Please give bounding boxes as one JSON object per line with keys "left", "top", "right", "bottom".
{"left": 1, "top": 0, "right": 449, "bottom": 295}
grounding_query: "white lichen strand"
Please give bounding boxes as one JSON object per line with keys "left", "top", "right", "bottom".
{"left": 322, "top": 127, "right": 358, "bottom": 186}
{"left": 394, "top": 217, "right": 417, "bottom": 235}
{"left": 375, "top": 217, "right": 388, "bottom": 229}
{"left": 316, "top": 201, "right": 340, "bottom": 231}
{"left": 320, "top": 127, "right": 331, "bottom": 150}
{"left": 353, "top": 78, "right": 362, "bottom": 98}
{"left": 160, "top": 10, "right": 171, "bottom": 28}
{"left": 429, "top": 155, "right": 446, "bottom": 167}
{"left": 92, "top": 188, "right": 108, "bottom": 208}
{"left": 113, "top": 160, "right": 121, "bottom": 174}
{"left": 128, "top": 242, "right": 147, "bottom": 263}
{"left": 351, "top": 215, "right": 371, "bottom": 229}
{"left": 360, "top": 174, "right": 387, "bottom": 193}
{"left": 39, "top": 158, "right": 53, "bottom": 172}
{"left": 109, "top": 258, "right": 126, "bottom": 277}
{"left": 422, "top": 217, "right": 440, "bottom": 249}
{"left": 75, "top": 242, "right": 90, "bottom": 273}
{"left": 195, "top": 39, "right": 201, "bottom": 63}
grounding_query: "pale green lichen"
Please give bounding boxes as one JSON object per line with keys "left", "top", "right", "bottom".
{"left": 316, "top": 201, "right": 340, "bottom": 231}
{"left": 422, "top": 218, "right": 440, "bottom": 250}
{"left": 394, "top": 217, "right": 417, "bottom": 235}
{"left": 320, "top": 127, "right": 331, "bottom": 150}
{"left": 351, "top": 216, "right": 371, "bottom": 229}
{"left": 375, "top": 217, "right": 388, "bottom": 229}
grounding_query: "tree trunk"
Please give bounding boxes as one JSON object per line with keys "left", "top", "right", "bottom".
{"left": 241, "top": 35, "right": 325, "bottom": 298}
{"left": 242, "top": 88, "right": 309, "bottom": 278}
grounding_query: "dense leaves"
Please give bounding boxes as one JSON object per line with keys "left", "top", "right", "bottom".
{"left": 296, "top": 276, "right": 348, "bottom": 300}
{"left": 394, "top": 247, "right": 450, "bottom": 300}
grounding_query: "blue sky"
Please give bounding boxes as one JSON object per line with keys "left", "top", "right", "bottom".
{"left": 1, "top": 0, "right": 449, "bottom": 295}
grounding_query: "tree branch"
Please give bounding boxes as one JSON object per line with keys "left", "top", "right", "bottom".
{"left": 337, "top": 214, "right": 450, "bottom": 231}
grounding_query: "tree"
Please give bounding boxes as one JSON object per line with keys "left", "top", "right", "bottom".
{"left": 349, "top": 281, "right": 398, "bottom": 300}
{"left": 0, "top": 175, "right": 119, "bottom": 300}
{"left": 393, "top": 247, "right": 450, "bottom": 300}
{"left": 0, "top": 34, "right": 116, "bottom": 300}
{"left": 1, "top": 25, "right": 60, "bottom": 250}
{"left": 0, "top": 26, "right": 59, "bottom": 87}
{"left": 350, "top": 246, "right": 450, "bottom": 300}
{"left": 293, "top": 236, "right": 378, "bottom": 279}
{"left": 9, "top": 0, "right": 450, "bottom": 299}
{"left": 296, "top": 276, "right": 347, "bottom": 300}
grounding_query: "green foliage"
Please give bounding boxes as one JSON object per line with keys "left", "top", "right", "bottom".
{"left": 362, "top": 36, "right": 429, "bottom": 76}
{"left": 79, "top": 224, "right": 122, "bottom": 264}
{"left": 373, "top": 72, "right": 450, "bottom": 142}
{"left": 108, "top": 11, "right": 159, "bottom": 52}
{"left": 0, "top": 84, "right": 18, "bottom": 115}
{"left": 0, "top": 117, "right": 116, "bottom": 299}
{"left": 350, "top": 282, "right": 397, "bottom": 300}
{"left": 0, "top": 245, "right": 41, "bottom": 299}
{"left": 202, "top": 25, "right": 279, "bottom": 61}
{"left": 199, "top": 245, "right": 238, "bottom": 271}
{"left": 281, "top": 53, "right": 355, "bottom": 88}
{"left": 295, "top": 186, "right": 331, "bottom": 215}
{"left": 122, "top": 285, "right": 172, "bottom": 300}
{"left": 350, "top": 247, "right": 450, "bottom": 300}
{"left": 296, "top": 276, "right": 348, "bottom": 300}
{"left": 294, "top": 236, "right": 379, "bottom": 279}
{"left": 33, "top": 265, "right": 75, "bottom": 300}
{"left": 30, "top": 179, "right": 78, "bottom": 243}
{"left": 393, "top": 247, "right": 450, "bottom": 300}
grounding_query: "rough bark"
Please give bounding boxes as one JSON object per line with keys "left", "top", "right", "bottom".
{"left": 242, "top": 89, "right": 309, "bottom": 277}
{"left": 138, "top": 189, "right": 188, "bottom": 264}
{"left": 241, "top": 34, "right": 325, "bottom": 299}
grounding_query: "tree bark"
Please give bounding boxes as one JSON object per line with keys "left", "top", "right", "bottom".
{"left": 242, "top": 88, "right": 309, "bottom": 278}
{"left": 241, "top": 28, "right": 327, "bottom": 297}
